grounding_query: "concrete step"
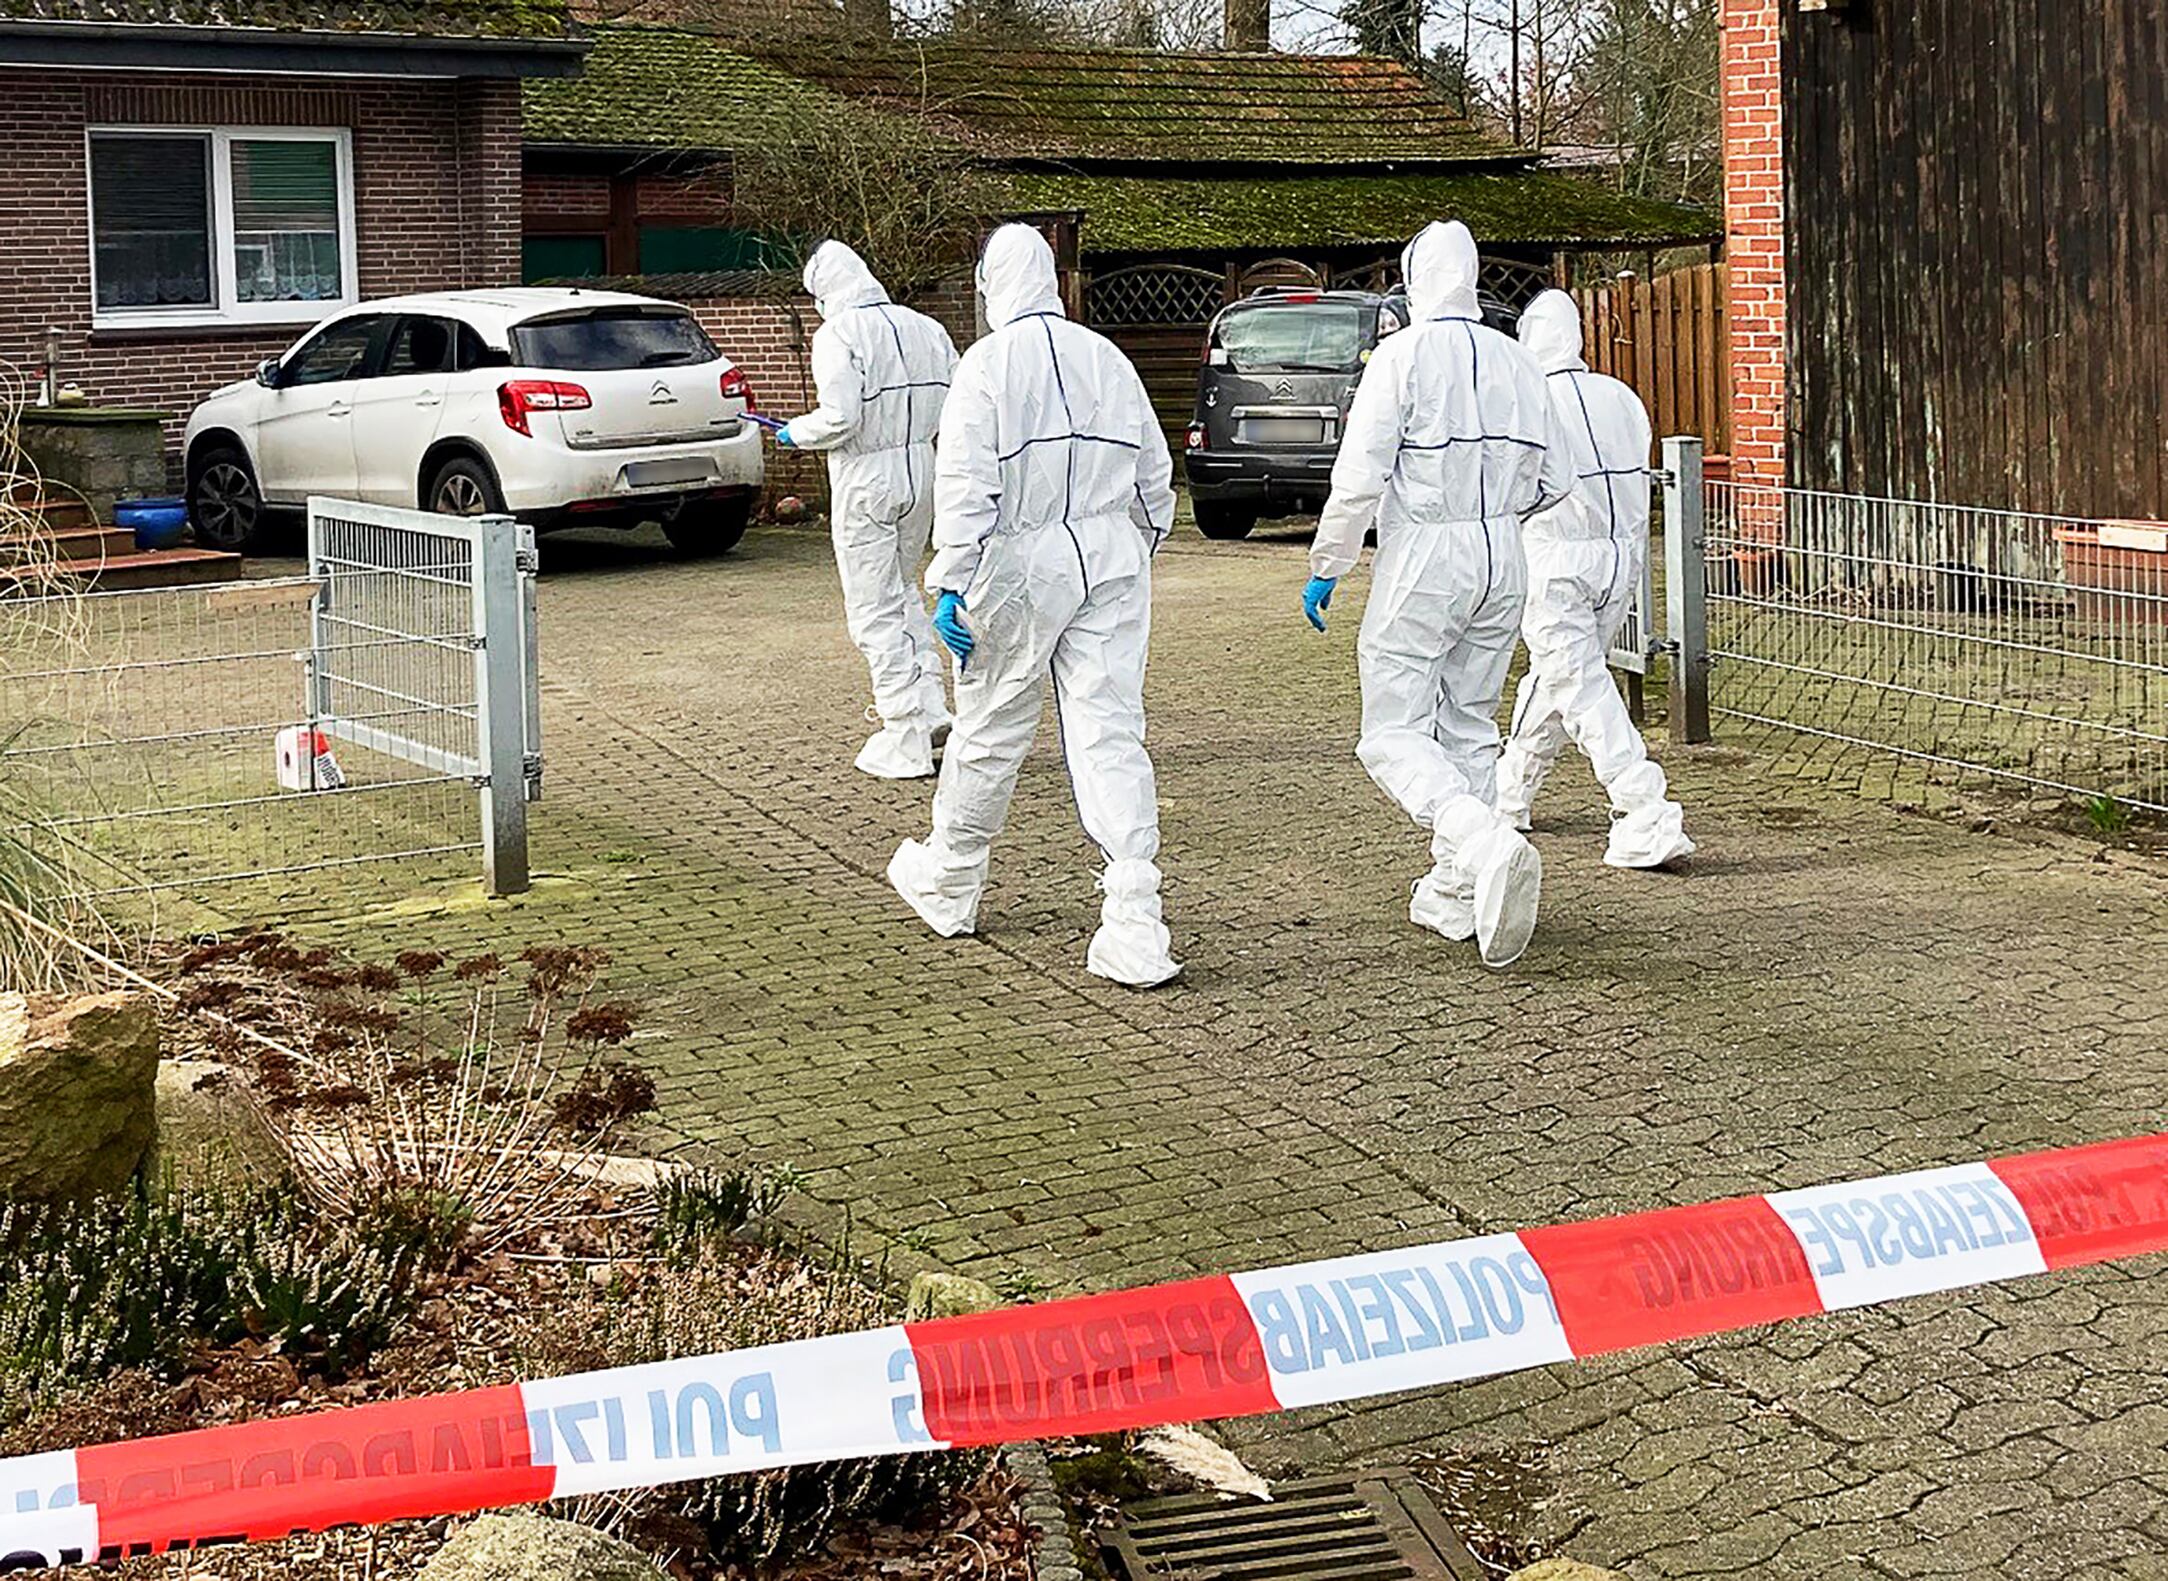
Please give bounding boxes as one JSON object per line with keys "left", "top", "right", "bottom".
{"left": 53, "top": 547, "right": 244, "bottom": 590}
{"left": 1, "top": 493, "right": 95, "bottom": 531}
{"left": 50, "top": 526, "right": 141, "bottom": 561}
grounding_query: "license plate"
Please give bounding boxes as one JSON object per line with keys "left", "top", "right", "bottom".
{"left": 1237, "top": 417, "right": 1328, "bottom": 446}
{"left": 623, "top": 458, "right": 714, "bottom": 489}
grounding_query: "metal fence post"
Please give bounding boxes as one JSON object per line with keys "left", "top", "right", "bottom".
{"left": 472, "top": 513, "right": 530, "bottom": 896}
{"left": 517, "top": 521, "right": 544, "bottom": 804}
{"left": 1663, "top": 435, "right": 1712, "bottom": 744}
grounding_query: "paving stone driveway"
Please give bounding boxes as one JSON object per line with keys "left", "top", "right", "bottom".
{"left": 292, "top": 521, "right": 2168, "bottom": 1580}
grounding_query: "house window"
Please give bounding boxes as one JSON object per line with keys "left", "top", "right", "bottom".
{"left": 87, "top": 126, "right": 356, "bottom": 328}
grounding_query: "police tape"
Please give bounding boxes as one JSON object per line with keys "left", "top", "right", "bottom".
{"left": 5, "top": 1132, "right": 2166, "bottom": 1569}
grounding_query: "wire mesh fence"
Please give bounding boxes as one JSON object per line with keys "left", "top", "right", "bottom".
{"left": 1698, "top": 476, "right": 2168, "bottom": 815}
{"left": 0, "top": 576, "right": 480, "bottom": 917}
{"left": 0, "top": 500, "right": 540, "bottom": 927}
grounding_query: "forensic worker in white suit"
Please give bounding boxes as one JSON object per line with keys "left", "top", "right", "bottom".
{"left": 887, "top": 224, "right": 1182, "bottom": 988}
{"left": 1495, "top": 290, "right": 1693, "bottom": 867}
{"left": 779, "top": 240, "right": 959, "bottom": 779}
{"left": 1301, "top": 221, "right": 1577, "bottom": 969}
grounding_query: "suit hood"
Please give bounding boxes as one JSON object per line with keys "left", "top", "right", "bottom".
{"left": 1402, "top": 220, "right": 1481, "bottom": 322}
{"left": 976, "top": 223, "right": 1065, "bottom": 326}
{"left": 804, "top": 240, "right": 889, "bottom": 318}
{"left": 1517, "top": 288, "right": 1587, "bottom": 372}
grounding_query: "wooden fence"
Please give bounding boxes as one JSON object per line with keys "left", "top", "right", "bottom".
{"left": 1573, "top": 263, "right": 1731, "bottom": 455}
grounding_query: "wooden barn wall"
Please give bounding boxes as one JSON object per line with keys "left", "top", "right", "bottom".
{"left": 1782, "top": 0, "right": 2167, "bottom": 519}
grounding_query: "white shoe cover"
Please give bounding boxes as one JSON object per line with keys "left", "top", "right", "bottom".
{"left": 1409, "top": 870, "right": 1477, "bottom": 940}
{"left": 1086, "top": 859, "right": 1181, "bottom": 988}
{"left": 1467, "top": 826, "right": 1543, "bottom": 968}
{"left": 1605, "top": 801, "right": 1696, "bottom": 869}
{"left": 855, "top": 721, "right": 936, "bottom": 779}
{"left": 887, "top": 839, "right": 982, "bottom": 937}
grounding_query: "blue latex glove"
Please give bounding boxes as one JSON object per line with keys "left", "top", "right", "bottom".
{"left": 933, "top": 590, "right": 974, "bottom": 667}
{"left": 1303, "top": 575, "right": 1337, "bottom": 632}
{"left": 774, "top": 423, "right": 797, "bottom": 449}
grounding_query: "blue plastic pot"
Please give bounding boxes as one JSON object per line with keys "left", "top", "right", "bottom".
{"left": 115, "top": 495, "right": 189, "bottom": 551}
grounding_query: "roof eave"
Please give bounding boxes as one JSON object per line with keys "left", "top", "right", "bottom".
{"left": 997, "top": 153, "right": 1541, "bottom": 178}
{"left": 0, "top": 18, "right": 588, "bottom": 77}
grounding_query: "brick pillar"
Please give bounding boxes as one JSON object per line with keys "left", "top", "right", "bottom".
{"left": 457, "top": 78, "right": 524, "bottom": 289}
{"left": 1721, "top": 0, "right": 1785, "bottom": 485}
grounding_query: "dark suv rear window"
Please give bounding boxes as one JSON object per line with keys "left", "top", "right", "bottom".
{"left": 510, "top": 308, "right": 719, "bottom": 371}
{"left": 1214, "top": 302, "right": 1366, "bottom": 373}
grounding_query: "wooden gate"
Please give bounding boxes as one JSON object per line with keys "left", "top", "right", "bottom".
{"left": 1085, "top": 263, "right": 1228, "bottom": 444}
{"left": 1573, "top": 263, "right": 1731, "bottom": 454}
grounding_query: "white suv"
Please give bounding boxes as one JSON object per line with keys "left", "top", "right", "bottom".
{"left": 183, "top": 288, "right": 764, "bottom": 555}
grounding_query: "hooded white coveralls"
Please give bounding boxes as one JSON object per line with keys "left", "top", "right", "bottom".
{"left": 1500, "top": 294, "right": 1699, "bottom": 863}
{"left": 1312, "top": 221, "right": 1577, "bottom": 966}
{"left": 788, "top": 241, "right": 960, "bottom": 779}
{"left": 1497, "top": 292, "right": 1693, "bottom": 866}
{"left": 887, "top": 225, "right": 1182, "bottom": 988}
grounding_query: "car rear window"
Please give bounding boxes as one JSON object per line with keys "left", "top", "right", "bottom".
{"left": 1214, "top": 303, "right": 1366, "bottom": 373}
{"left": 510, "top": 308, "right": 720, "bottom": 371}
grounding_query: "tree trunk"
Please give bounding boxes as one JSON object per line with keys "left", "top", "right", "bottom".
{"left": 1225, "top": 0, "right": 1270, "bottom": 51}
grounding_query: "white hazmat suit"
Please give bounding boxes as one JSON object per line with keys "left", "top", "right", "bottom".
{"left": 1311, "top": 221, "right": 1577, "bottom": 968}
{"left": 1496, "top": 291, "right": 1693, "bottom": 868}
{"left": 887, "top": 225, "right": 1182, "bottom": 988}
{"left": 787, "top": 241, "right": 960, "bottom": 779}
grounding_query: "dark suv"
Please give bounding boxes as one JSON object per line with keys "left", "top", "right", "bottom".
{"left": 1181, "top": 285, "right": 1515, "bottom": 540}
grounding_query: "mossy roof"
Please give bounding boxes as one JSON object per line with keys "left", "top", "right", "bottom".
{"left": 535, "top": 25, "right": 1513, "bottom": 166}
{"left": 525, "top": 25, "right": 887, "bottom": 146}
{"left": 0, "top": 0, "right": 574, "bottom": 37}
{"left": 1001, "top": 170, "right": 1719, "bottom": 249}
{"left": 752, "top": 40, "right": 1508, "bottom": 164}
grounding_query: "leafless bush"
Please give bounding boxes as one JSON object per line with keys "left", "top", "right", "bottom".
{"left": 726, "top": 82, "right": 992, "bottom": 296}
{"left": 531, "top": 1243, "right": 987, "bottom": 1570}
{"left": 177, "top": 938, "right": 656, "bottom": 1258}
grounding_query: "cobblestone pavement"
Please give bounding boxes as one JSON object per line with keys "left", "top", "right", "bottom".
{"left": 278, "top": 519, "right": 2168, "bottom": 1580}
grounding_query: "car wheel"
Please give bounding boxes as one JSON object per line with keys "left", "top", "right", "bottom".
{"left": 662, "top": 493, "right": 752, "bottom": 556}
{"left": 1193, "top": 499, "right": 1258, "bottom": 541}
{"left": 426, "top": 455, "right": 505, "bottom": 518}
{"left": 188, "top": 446, "right": 269, "bottom": 553}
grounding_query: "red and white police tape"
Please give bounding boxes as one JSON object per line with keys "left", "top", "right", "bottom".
{"left": 6, "top": 1131, "right": 2166, "bottom": 1568}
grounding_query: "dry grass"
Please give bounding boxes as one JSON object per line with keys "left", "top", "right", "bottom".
{"left": 0, "top": 354, "right": 111, "bottom": 995}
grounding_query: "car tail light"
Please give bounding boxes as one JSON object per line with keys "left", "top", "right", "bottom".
{"left": 721, "top": 367, "right": 757, "bottom": 410}
{"left": 497, "top": 379, "right": 591, "bottom": 437}
{"left": 1186, "top": 425, "right": 1205, "bottom": 450}
{"left": 1283, "top": 290, "right": 1320, "bottom": 303}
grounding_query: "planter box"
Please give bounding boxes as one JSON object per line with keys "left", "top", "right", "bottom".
{"left": 2054, "top": 521, "right": 2168, "bottom": 625}
{"left": 18, "top": 407, "right": 172, "bottom": 519}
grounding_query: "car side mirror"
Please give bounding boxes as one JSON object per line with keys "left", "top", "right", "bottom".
{"left": 255, "top": 357, "right": 283, "bottom": 389}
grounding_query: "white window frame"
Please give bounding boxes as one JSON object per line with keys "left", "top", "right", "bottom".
{"left": 86, "top": 124, "right": 359, "bottom": 331}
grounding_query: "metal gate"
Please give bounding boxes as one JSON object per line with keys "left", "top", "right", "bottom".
{"left": 0, "top": 500, "right": 539, "bottom": 912}
{"left": 307, "top": 498, "right": 541, "bottom": 894}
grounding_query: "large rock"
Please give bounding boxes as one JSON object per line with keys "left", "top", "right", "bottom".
{"left": 423, "top": 1514, "right": 660, "bottom": 1580}
{"left": 906, "top": 1270, "right": 1002, "bottom": 1320}
{"left": 151, "top": 1059, "right": 286, "bottom": 1187}
{"left": 0, "top": 992, "right": 158, "bottom": 1202}
{"left": 1507, "top": 1561, "right": 1630, "bottom": 1581}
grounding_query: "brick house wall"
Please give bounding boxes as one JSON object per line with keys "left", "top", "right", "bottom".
{"left": 0, "top": 68, "right": 524, "bottom": 467}
{"left": 1720, "top": 0, "right": 1785, "bottom": 484}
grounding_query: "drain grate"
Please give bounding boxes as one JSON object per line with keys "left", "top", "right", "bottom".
{"left": 1099, "top": 1468, "right": 1488, "bottom": 1581}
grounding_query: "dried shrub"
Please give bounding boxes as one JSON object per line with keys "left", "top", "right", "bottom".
{"left": 551, "top": 1058, "right": 656, "bottom": 1136}
{"left": 236, "top": 943, "right": 641, "bottom": 1257}
{"left": 533, "top": 1243, "right": 984, "bottom": 1569}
